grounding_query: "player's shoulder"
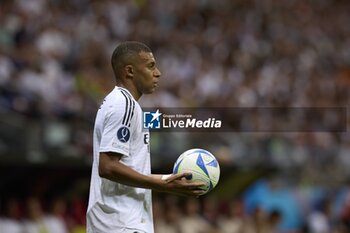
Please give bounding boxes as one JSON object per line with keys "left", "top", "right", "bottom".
{"left": 105, "top": 87, "right": 135, "bottom": 107}
{"left": 103, "top": 87, "right": 139, "bottom": 120}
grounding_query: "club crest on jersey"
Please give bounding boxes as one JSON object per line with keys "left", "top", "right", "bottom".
{"left": 117, "top": 127, "right": 130, "bottom": 143}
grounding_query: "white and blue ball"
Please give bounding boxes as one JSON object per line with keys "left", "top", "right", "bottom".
{"left": 173, "top": 148, "right": 220, "bottom": 195}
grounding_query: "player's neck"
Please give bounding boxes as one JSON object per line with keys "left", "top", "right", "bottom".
{"left": 117, "top": 83, "right": 142, "bottom": 101}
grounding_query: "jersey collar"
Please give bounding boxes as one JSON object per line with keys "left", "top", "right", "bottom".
{"left": 116, "top": 86, "right": 134, "bottom": 100}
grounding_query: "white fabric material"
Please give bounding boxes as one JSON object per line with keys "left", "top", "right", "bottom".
{"left": 0, "top": 218, "right": 23, "bottom": 233}
{"left": 87, "top": 87, "right": 153, "bottom": 233}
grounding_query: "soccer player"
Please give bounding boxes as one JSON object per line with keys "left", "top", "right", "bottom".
{"left": 87, "top": 41, "right": 205, "bottom": 233}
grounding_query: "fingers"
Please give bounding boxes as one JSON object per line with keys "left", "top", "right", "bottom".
{"left": 166, "top": 174, "right": 206, "bottom": 189}
{"left": 184, "top": 189, "right": 206, "bottom": 198}
{"left": 182, "top": 181, "right": 207, "bottom": 197}
{"left": 193, "top": 190, "right": 206, "bottom": 197}
{"left": 187, "top": 183, "right": 206, "bottom": 190}
{"left": 188, "top": 181, "right": 206, "bottom": 189}
{"left": 164, "top": 172, "right": 192, "bottom": 182}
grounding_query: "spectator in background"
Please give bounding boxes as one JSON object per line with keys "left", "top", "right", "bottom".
{"left": 218, "top": 199, "right": 245, "bottom": 233}
{"left": 152, "top": 199, "right": 165, "bottom": 233}
{"left": 264, "top": 210, "right": 282, "bottom": 233}
{"left": 22, "top": 197, "right": 48, "bottom": 233}
{"left": 202, "top": 196, "right": 220, "bottom": 228}
{"left": 178, "top": 198, "right": 212, "bottom": 233}
{"left": 153, "top": 198, "right": 182, "bottom": 233}
{"left": 244, "top": 206, "right": 269, "bottom": 233}
{"left": 44, "top": 198, "right": 69, "bottom": 233}
{"left": 0, "top": 198, "right": 23, "bottom": 233}
{"left": 307, "top": 198, "right": 332, "bottom": 233}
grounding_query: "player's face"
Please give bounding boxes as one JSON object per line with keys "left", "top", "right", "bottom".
{"left": 132, "top": 51, "right": 161, "bottom": 95}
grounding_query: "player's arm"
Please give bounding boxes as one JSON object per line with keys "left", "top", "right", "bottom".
{"left": 99, "top": 152, "right": 205, "bottom": 197}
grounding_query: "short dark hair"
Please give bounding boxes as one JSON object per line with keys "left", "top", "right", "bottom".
{"left": 111, "top": 41, "right": 152, "bottom": 80}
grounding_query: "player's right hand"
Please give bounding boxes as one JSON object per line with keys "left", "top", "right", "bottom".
{"left": 161, "top": 172, "right": 206, "bottom": 197}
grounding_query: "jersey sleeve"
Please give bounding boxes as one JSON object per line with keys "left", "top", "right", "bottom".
{"left": 99, "top": 96, "right": 135, "bottom": 157}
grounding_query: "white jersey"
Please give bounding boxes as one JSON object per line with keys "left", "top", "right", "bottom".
{"left": 87, "top": 86, "right": 153, "bottom": 233}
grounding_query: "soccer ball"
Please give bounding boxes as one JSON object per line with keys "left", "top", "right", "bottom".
{"left": 173, "top": 148, "right": 220, "bottom": 195}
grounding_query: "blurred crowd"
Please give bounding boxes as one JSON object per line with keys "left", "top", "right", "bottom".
{"left": 1, "top": 0, "right": 350, "bottom": 232}
{"left": 0, "top": 196, "right": 86, "bottom": 233}
{"left": 3, "top": 186, "right": 350, "bottom": 233}
{"left": 1, "top": 0, "right": 349, "bottom": 113}
{"left": 0, "top": 0, "right": 349, "bottom": 167}
{"left": 155, "top": 196, "right": 287, "bottom": 233}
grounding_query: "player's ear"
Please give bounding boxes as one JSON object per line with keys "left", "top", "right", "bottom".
{"left": 125, "top": 65, "right": 133, "bottom": 79}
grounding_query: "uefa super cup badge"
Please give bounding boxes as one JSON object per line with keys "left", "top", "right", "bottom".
{"left": 117, "top": 126, "right": 130, "bottom": 143}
